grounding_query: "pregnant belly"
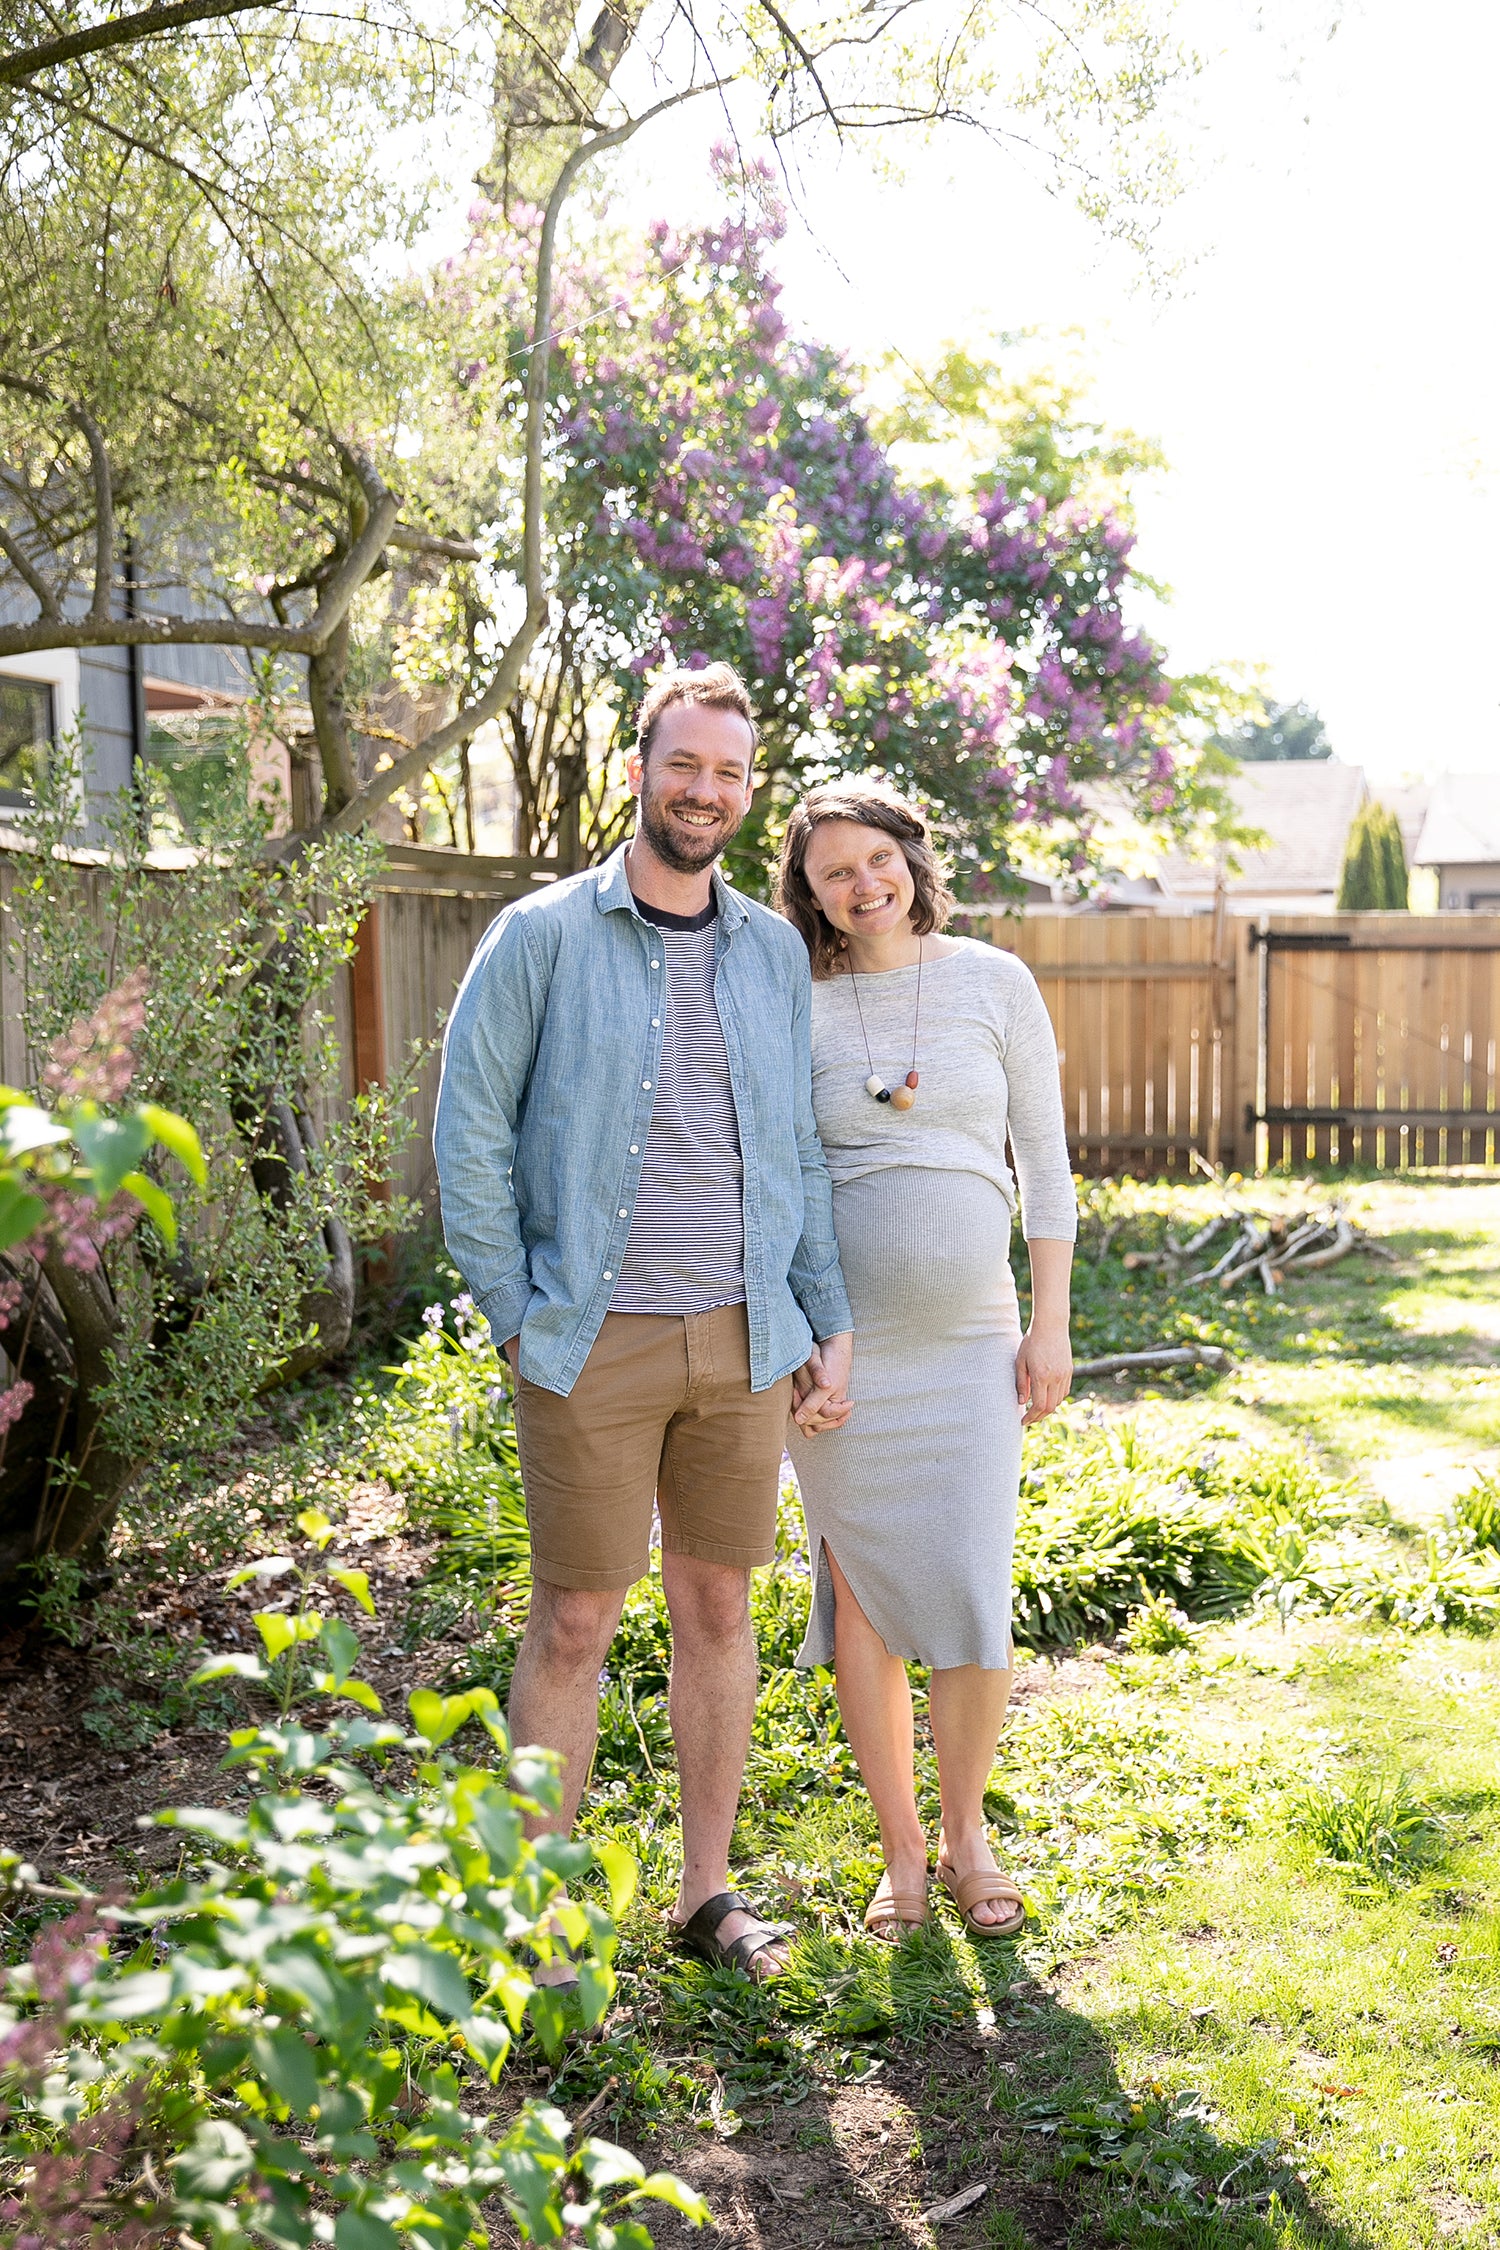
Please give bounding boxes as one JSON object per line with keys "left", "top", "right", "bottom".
{"left": 832, "top": 1166, "right": 1020, "bottom": 1339}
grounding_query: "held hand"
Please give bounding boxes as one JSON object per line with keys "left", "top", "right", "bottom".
{"left": 1015, "top": 1322, "right": 1072, "bottom": 1427}
{"left": 792, "top": 1330, "right": 854, "bottom": 1437}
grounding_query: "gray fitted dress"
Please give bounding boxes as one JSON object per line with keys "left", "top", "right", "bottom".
{"left": 787, "top": 939, "right": 1077, "bottom": 1672}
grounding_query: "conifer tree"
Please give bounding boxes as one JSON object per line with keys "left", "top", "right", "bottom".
{"left": 1338, "top": 802, "right": 1408, "bottom": 910}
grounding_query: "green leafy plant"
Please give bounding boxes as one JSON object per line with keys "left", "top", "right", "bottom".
{"left": 1450, "top": 1473, "right": 1500, "bottom": 1555}
{"left": 1014, "top": 2083, "right": 1296, "bottom": 2222}
{"left": 0, "top": 1052, "right": 202, "bottom": 1260}
{"left": 1285, "top": 1768, "right": 1445, "bottom": 1882}
{"left": 0, "top": 1566, "right": 707, "bottom": 2247}
{"left": 195, "top": 1503, "right": 383, "bottom": 1719}
{"left": 1123, "top": 1592, "right": 1196, "bottom": 1654}
{"left": 0, "top": 751, "right": 417, "bottom": 1593}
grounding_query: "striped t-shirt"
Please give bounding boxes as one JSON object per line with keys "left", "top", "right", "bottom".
{"left": 609, "top": 895, "right": 747, "bottom": 1315}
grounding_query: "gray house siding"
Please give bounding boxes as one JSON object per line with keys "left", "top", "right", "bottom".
{"left": 77, "top": 648, "right": 137, "bottom": 827}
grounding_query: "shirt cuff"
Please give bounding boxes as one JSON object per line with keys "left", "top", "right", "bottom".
{"left": 799, "top": 1280, "right": 854, "bottom": 1342}
{"left": 476, "top": 1279, "right": 533, "bottom": 1347}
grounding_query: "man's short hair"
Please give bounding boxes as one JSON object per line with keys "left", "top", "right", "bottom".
{"left": 634, "top": 663, "right": 760, "bottom": 764}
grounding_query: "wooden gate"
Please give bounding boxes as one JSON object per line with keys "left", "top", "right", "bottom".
{"left": 1255, "top": 915, "right": 1500, "bottom": 1170}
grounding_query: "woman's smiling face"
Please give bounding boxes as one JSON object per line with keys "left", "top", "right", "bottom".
{"left": 801, "top": 818, "right": 917, "bottom": 945}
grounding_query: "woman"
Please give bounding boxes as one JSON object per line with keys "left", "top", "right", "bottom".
{"left": 778, "top": 780, "right": 1076, "bottom": 1941}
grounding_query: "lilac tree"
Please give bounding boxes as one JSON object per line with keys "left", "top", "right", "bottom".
{"left": 438, "top": 160, "right": 1221, "bottom": 892}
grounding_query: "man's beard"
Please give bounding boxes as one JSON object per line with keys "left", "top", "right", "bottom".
{"left": 637, "top": 780, "right": 747, "bottom": 874}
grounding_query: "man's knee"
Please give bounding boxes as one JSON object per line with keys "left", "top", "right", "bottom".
{"left": 663, "top": 1555, "right": 753, "bottom": 1645}
{"left": 520, "top": 1581, "right": 623, "bottom": 1673}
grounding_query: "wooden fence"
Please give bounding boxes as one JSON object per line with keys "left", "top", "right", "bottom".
{"left": 982, "top": 909, "right": 1500, "bottom": 1174}
{"left": 8, "top": 835, "right": 1499, "bottom": 1190}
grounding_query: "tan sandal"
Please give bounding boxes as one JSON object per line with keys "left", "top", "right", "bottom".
{"left": 863, "top": 1868, "right": 929, "bottom": 1941}
{"left": 937, "top": 1859, "right": 1026, "bottom": 1938}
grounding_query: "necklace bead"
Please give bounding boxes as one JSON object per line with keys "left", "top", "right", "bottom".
{"left": 850, "top": 939, "right": 923, "bottom": 1115}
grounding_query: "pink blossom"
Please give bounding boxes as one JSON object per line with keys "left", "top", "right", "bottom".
{"left": 42, "top": 967, "right": 148, "bottom": 1103}
{"left": 0, "top": 1380, "right": 33, "bottom": 1433}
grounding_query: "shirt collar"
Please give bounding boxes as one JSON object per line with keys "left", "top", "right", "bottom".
{"left": 594, "top": 841, "right": 748, "bottom": 932}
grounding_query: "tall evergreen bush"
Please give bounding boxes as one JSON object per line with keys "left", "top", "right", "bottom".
{"left": 1337, "top": 801, "right": 1408, "bottom": 910}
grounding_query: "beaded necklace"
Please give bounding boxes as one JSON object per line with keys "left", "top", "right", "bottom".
{"left": 847, "top": 938, "right": 923, "bottom": 1110}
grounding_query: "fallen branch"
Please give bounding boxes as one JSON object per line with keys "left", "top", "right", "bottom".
{"left": 1073, "top": 1343, "right": 1234, "bottom": 1378}
{"left": 1283, "top": 1214, "right": 1356, "bottom": 1272}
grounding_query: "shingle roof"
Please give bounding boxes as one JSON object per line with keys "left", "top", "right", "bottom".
{"left": 1413, "top": 774, "right": 1500, "bottom": 867}
{"left": 1160, "top": 760, "right": 1368, "bottom": 897}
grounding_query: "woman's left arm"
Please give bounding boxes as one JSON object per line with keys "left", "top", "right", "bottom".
{"left": 1016, "top": 1237, "right": 1073, "bottom": 1425}
{"left": 999, "top": 959, "right": 1078, "bottom": 1426}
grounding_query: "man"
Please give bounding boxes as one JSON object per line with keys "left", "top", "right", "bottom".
{"left": 433, "top": 662, "right": 853, "bottom": 1981}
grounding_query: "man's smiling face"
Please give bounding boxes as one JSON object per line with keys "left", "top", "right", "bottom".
{"left": 629, "top": 702, "right": 757, "bottom": 875}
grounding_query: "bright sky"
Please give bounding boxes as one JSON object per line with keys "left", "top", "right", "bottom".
{"left": 603, "top": 0, "right": 1500, "bottom": 785}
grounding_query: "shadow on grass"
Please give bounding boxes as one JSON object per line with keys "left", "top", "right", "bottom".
{"left": 534, "top": 1916, "right": 1385, "bottom": 2250}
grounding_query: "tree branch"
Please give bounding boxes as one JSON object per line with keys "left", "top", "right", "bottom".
{"left": 0, "top": 526, "right": 60, "bottom": 618}
{"left": 324, "top": 79, "right": 723, "bottom": 838}
{"left": 0, "top": 0, "right": 283, "bottom": 88}
{"left": 754, "top": 0, "right": 842, "bottom": 135}
{"left": 0, "top": 401, "right": 399, "bottom": 661}
{"left": 69, "top": 402, "right": 115, "bottom": 620}
{"left": 386, "top": 524, "right": 482, "bottom": 562}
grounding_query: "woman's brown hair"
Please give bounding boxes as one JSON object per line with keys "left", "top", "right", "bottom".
{"left": 775, "top": 779, "right": 955, "bottom": 977}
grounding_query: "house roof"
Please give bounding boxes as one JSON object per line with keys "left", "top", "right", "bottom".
{"left": 1413, "top": 774, "right": 1500, "bottom": 867}
{"left": 1159, "top": 759, "right": 1368, "bottom": 898}
{"left": 1377, "top": 782, "right": 1431, "bottom": 864}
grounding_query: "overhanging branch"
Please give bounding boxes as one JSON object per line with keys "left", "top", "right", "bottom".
{"left": 326, "top": 78, "right": 723, "bottom": 837}
{"left": 0, "top": 0, "right": 283, "bottom": 88}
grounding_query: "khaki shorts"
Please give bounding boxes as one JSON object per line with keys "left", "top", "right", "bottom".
{"left": 513, "top": 1303, "right": 792, "bottom": 1590}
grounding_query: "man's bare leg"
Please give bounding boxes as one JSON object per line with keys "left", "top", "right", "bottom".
{"left": 507, "top": 1579, "right": 627, "bottom": 1984}
{"left": 661, "top": 1550, "right": 789, "bottom": 1977}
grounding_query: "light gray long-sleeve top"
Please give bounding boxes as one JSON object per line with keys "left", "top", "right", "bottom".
{"left": 807, "top": 936, "right": 1078, "bottom": 1240}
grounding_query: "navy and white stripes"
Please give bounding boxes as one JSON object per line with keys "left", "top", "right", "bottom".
{"left": 610, "top": 914, "right": 747, "bottom": 1314}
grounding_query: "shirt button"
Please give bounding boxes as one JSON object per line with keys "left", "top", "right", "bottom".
{"left": 642, "top": 1079, "right": 652, "bottom": 1090}
{"left": 603, "top": 1271, "right": 613, "bottom": 1281}
{"left": 651, "top": 1017, "right": 660, "bottom": 1028}
{"left": 618, "top": 1208, "right": 628, "bottom": 1218}
{"left": 650, "top": 959, "right": 660, "bottom": 969}
{"left": 629, "top": 1144, "right": 639, "bottom": 1154}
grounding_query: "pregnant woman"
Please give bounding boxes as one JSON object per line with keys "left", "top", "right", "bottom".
{"left": 777, "top": 780, "right": 1076, "bottom": 1941}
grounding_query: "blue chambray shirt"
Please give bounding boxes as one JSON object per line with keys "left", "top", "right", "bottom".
{"left": 433, "top": 844, "right": 852, "bottom": 1397}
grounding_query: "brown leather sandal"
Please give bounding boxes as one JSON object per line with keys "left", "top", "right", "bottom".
{"left": 937, "top": 1859, "right": 1026, "bottom": 1938}
{"left": 863, "top": 1869, "right": 929, "bottom": 1942}
{"left": 674, "top": 1890, "right": 795, "bottom": 1980}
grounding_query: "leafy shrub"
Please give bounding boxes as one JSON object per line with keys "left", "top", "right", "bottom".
{"left": 1011, "top": 1419, "right": 1364, "bottom": 1648}
{"left": 0, "top": 1519, "right": 705, "bottom": 2248}
{"left": 1263, "top": 1528, "right": 1500, "bottom": 1635}
{"left": 0, "top": 748, "right": 416, "bottom": 1584}
{"left": 1123, "top": 1592, "right": 1195, "bottom": 1653}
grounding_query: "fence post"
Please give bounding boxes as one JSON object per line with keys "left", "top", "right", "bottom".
{"left": 350, "top": 899, "right": 387, "bottom": 1094}
{"left": 1232, "top": 917, "right": 1264, "bottom": 1174}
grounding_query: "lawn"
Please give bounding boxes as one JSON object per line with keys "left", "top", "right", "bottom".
{"left": 3, "top": 1171, "right": 1499, "bottom": 2247}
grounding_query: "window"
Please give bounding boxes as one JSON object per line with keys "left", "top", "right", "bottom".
{"left": 143, "top": 708, "right": 245, "bottom": 841}
{"left": 0, "top": 676, "right": 54, "bottom": 806}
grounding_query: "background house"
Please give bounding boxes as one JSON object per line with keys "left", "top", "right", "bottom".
{"left": 1033, "top": 761, "right": 1500, "bottom": 916}
{"left": 1412, "top": 775, "right": 1500, "bottom": 909}
{"left": 1157, "top": 760, "right": 1371, "bottom": 913}
{"left": 0, "top": 587, "right": 260, "bottom": 836}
